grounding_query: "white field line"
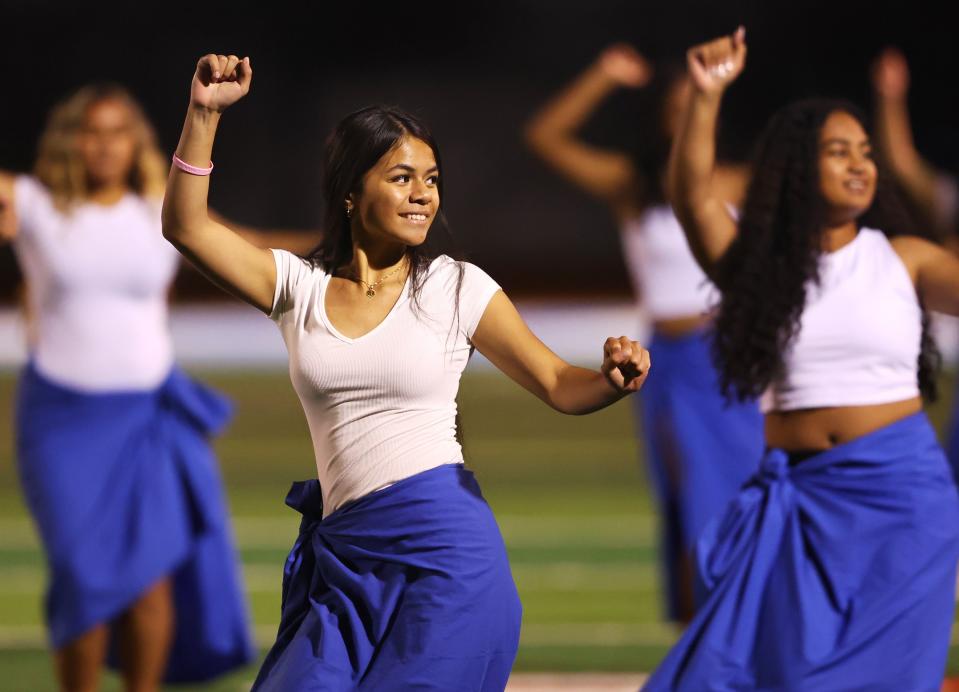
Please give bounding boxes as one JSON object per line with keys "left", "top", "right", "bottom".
{"left": 506, "top": 673, "right": 648, "bottom": 691}
{"left": 0, "top": 516, "right": 659, "bottom": 550}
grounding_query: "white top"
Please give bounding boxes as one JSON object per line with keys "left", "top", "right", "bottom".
{"left": 269, "top": 249, "right": 501, "bottom": 516}
{"left": 620, "top": 205, "right": 717, "bottom": 320}
{"left": 12, "top": 176, "right": 179, "bottom": 391}
{"left": 763, "top": 228, "right": 921, "bottom": 412}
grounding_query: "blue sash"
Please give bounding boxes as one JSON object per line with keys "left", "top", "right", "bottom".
{"left": 252, "top": 463, "right": 522, "bottom": 691}
{"left": 644, "top": 412, "right": 959, "bottom": 691}
{"left": 15, "top": 363, "right": 254, "bottom": 683}
{"left": 635, "top": 328, "right": 764, "bottom": 619}
{"left": 944, "top": 378, "right": 959, "bottom": 481}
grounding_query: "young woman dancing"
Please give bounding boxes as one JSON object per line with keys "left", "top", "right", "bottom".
{"left": 0, "top": 84, "right": 253, "bottom": 691}
{"left": 162, "top": 53, "right": 651, "bottom": 690}
{"left": 525, "top": 44, "right": 763, "bottom": 621}
{"left": 644, "top": 28, "right": 959, "bottom": 690}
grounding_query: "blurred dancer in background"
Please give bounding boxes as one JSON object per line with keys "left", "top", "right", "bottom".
{"left": 162, "top": 52, "right": 651, "bottom": 690}
{"left": 871, "top": 47, "right": 958, "bottom": 242}
{"left": 0, "top": 83, "right": 309, "bottom": 691}
{"left": 525, "top": 44, "right": 763, "bottom": 621}
{"left": 645, "top": 28, "right": 959, "bottom": 690}
{"left": 871, "top": 48, "right": 959, "bottom": 481}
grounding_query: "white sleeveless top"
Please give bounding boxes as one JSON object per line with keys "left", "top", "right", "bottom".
{"left": 763, "top": 228, "right": 921, "bottom": 412}
{"left": 620, "top": 205, "right": 717, "bottom": 320}
{"left": 12, "top": 176, "right": 179, "bottom": 391}
{"left": 269, "top": 250, "right": 501, "bottom": 516}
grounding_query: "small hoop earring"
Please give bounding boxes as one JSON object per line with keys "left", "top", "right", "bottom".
{"left": 345, "top": 207, "right": 353, "bottom": 219}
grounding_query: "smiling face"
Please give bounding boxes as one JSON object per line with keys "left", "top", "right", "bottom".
{"left": 349, "top": 135, "right": 440, "bottom": 248}
{"left": 817, "top": 110, "right": 877, "bottom": 224}
{"left": 77, "top": 98, "right": 138, "bottom": 190}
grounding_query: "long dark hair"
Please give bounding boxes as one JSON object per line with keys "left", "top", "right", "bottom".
{"left": 713, "top": 98, "right": 940, "bottom": 402}
{"left": 307, "top": 105, "right": 462, "bottom": 313}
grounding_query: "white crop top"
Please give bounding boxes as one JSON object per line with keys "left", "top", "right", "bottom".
{"left": 763, "top": 228, "right": 921, "bottom": 412}
{"left": 12, "top": 176, "right": 179, "bottom": 391}
{"left": 269, "top": 250, "right": 501, "bottom": 516}
{"left": 620, "top": 205, "right": 717, "bottom": 320}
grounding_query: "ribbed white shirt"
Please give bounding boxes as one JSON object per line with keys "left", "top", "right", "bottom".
{"left": 12, "top": 176, "right": 179, "bottom": 391}
{"left": 269, "top": 250, "right": 501, "bottom": 516}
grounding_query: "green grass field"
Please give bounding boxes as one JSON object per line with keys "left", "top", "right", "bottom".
{"left": 1, "top": 368, "right": 958, "bottom": 690}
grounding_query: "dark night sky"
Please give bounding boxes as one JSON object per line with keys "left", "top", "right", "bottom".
{"left": 2, "top": 0, "right": 957, "bottom": 300}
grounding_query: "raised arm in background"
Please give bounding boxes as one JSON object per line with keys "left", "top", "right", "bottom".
{"left": 0, "top": 172, "right": 16, "bottom": 244}
{"left": 872, "top": 48, "right": 956, "bottom": 241}
{"left": 667, "top": 27, "right": 747, "bottom": 275}
{"left": 524, "top": 44, "right": 651, "bottom": 220}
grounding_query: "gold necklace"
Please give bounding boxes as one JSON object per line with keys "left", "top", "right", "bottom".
{"left": 352, "top": 262, "right": 407, "bottom": 298}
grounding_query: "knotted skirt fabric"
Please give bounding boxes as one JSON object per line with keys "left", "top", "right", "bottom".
{"left": 15, "top": 363, "right": 253, "bottom": 682}
{"left": 635, "top": 327, "right": 764, "bottom": 619}
{"left": 644, "top": 412, "right": 959, "bottom": 691}
{"left": 252, "top": 463, "right": 522, "bottom": 691}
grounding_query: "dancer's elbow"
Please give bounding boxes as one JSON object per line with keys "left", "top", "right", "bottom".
{"left": 161, "top": 203, "right": 202, "bottom": 242}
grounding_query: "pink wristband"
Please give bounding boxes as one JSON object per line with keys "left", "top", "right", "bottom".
{"left": 172, "top": 154, "right": 214, "bottom": 176}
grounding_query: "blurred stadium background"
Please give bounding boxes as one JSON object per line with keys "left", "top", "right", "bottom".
{"left": 4, "top": 0, "right": 959, "bottom": 689}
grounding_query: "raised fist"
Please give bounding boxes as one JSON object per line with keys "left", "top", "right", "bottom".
{"left": 598, "top": 44, "right": 653, "bottom": 88}
{"left": 872, "top": 47, "right": 910, "bottom": 101}
{"left": 687, "top": 27, "right": 747, "bottom": 96}
{"left": 601, "top": 335, "right": 651, "bottom": 393}
{"left": 190, "top": 54, "right": 253, "bottom": 113}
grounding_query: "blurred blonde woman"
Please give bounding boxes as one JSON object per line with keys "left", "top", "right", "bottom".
{"left": 0, "top": 84, "right": 254, "bottom": 692}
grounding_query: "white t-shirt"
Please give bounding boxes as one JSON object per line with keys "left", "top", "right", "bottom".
{"left": 620, "top": 205, "right": 717, "bottom": 320}
{"left": 269, "top": 250, "right": 501, "bottom": 516}
{"left": 12, "top": 176, "right": 179, "bottom": 391}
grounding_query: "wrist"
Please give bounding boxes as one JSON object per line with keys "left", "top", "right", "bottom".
{"left": 877, "top": 92, "right": 907, "bottom": 106}
{"left": 599, "top": 366, "right": 624, "bottom": 396}
{"left": 692, "top": 88, "right": 724, "bottom": 107}
{"left": 188, "top": 102, "right": 224, "bottom": 122}
{"left": 588, "top": 62, "right": 624, "bottom": 90}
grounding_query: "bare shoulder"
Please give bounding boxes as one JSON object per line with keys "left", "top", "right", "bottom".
{"left": 890, "top": 234, "right": 940, "bottom": 282}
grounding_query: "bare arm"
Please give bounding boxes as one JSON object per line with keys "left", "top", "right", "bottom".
{"left": 161, "top": 54, "right": 277, "bottom": 314}
{"left": 208, "top": 209, "right": 320, "bottom": 255}
{"left": 524, "top": 45, "right": 650, "bottom": 218}
{"left": 871, "top": 48, "right": 943, "bottom": 233}
{"left": 667, "top": 28, "right": 747, "bottom": 276}
{"left": 713, "top": 163, "right": 751, "bottom": 207}
{"left": 0, "top": 171, "right": 16, "bottom": 245}
{"left": 471, "top": 291, "right": 650, "bottom": 415}
{"left": 893, "top": 236, "right": 959, "bottom": 315}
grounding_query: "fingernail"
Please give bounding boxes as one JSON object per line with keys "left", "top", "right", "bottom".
{"left": 214, "top": 71, "right": 220, "bottom": 79}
